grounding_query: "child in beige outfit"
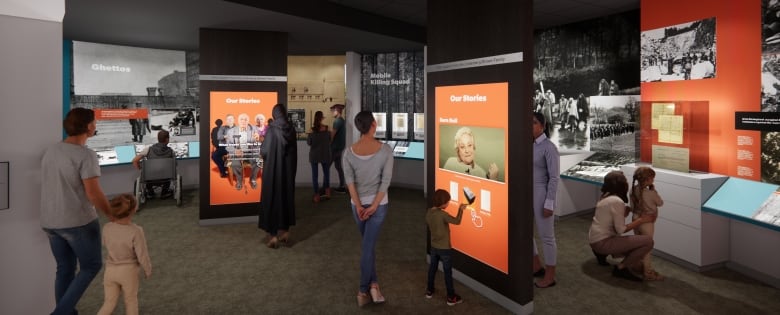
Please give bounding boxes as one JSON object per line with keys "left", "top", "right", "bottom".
{"left": 630, "top": 167, "right": 664, "bottom": 281}
{"left": 97, "top": 193, "right": 152, "bottom": 315}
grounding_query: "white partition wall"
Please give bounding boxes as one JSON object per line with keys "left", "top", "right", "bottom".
{"left": 556, "top": 151, "right": 599, "bottom": 216}
{"left": 622, "top": 164, "right": 729, "bottom": 269}
{"left": 0, "top": 2, "right": 65, "bottom": 313}
{"left": 728, "top": 220, "right": 780, "bottom": 288}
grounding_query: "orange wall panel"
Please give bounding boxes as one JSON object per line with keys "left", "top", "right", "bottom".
{"left": 641, "top": 0, "right": 762, "bottom": 180}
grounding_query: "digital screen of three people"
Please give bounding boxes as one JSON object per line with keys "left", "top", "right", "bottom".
{"left": 435, "top": 82, "right": 509, "bottom": 274}
{"left": 209, "top": 92, "right": 278, "bottom": 206}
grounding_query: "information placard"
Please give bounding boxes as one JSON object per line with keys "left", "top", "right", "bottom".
{"left": 392, "top": 113, "right": 409, "bottom": 139}
{"left": 652, "top": 145, "right": 690, "bottom": 173}
{"left": 414, "top": 113, "right": 425, "bottom": 141}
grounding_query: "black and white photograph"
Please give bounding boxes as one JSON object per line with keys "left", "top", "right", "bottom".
{"left": 761, "top": 53, "right": 780, "bottom": 112}
{"left": 287, "top": 109, "right": 306, "bottom": 139}
{"left": 763, "top": 0, "right": 780, "bottom": 51}
{"left": 535, "top": 89, "right": 592, "bottom": 151}
{"left": 761, "top": 131, "right": 780, "bottom": 184}
{"left": 361, "top": 51, "right": 424, "bottom": 142}
{"left": 640, "top": 17, "right": 717, "bottom": 82}
{"left": 561, "top": 96, "right": 640, "bottom": 183}
{"left": 534, "top": 10, "right": 640, "bottom": 152}
{"left": 70, "top": 40, "right": 200, "bottom": 163}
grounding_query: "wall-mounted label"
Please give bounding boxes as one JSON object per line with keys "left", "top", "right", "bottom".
{"left": 735, "top": 112, "right": 780, "bottom": 131}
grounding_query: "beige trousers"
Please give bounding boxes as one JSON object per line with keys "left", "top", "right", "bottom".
{"left": 97, "top": 264, "right": 140, "bottom": 315}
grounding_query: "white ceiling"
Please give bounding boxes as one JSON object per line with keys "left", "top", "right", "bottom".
{"left": 62, "top": 0, "right": 639, "bottom": 54}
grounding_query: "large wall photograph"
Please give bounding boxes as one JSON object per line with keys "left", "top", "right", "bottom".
{"left": 68, "top": 40, "right": 200, "bottom": 165}
{"left": 534, "top": 10, "right": 640, "bottom": 153}
{"left": 534, "top": 10, "right": 641, "bottom": 182}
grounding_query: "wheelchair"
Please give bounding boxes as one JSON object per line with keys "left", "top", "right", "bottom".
{"left": 133, "top": 157, "right": 183, "bottom": 207}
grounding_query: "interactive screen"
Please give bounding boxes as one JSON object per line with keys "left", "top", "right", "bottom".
{"left": 69, "top": 40, "right": 199, "bottom": 165}
{"left": 435, "top": 82, "right": 509, "bottom": 273}
{"left": 208, "top": 91, "right": 278, "bottom": 206}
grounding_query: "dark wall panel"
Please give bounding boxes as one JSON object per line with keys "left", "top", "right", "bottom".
{"left": 199, "top": 29, "right": 288, "bottom": 220}
{"left": 426, "top": 0, "right": 534, "bottom": 307}
{"left": 199, "top": 28, "right": 287, "bottom": 76}
{"left": 361, "top": 51, "right": 425, "bottom": 140}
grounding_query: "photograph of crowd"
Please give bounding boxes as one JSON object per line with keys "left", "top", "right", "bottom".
{"left": 640, "top": 17, "right": 717, "bottom": 82}
{"left": 561, "top": 96, "right": 640, "bottom": 183}
{"left": 534, "top": 10, "right": 640, "bottom": 154}
{"left": 534, "top": 87, "right": 591, "bottom": 151}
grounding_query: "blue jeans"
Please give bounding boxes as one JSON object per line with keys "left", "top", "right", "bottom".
{"left": 352, "top": 203, "right": 388, "bottom": 293}
{"left": 427, "top": 248, "right": 455, "bottom": 297}
{"left": 332, "top": 150, "right": 345, "bottom": 188}
{"left": 310, "top": 161, "right": 331, "bottom": 193}
{"left": 43, "top": 219, "right": 103, "bottom": 315}
{"left": 211, "top": 147, "right": 228, "bottom": 176}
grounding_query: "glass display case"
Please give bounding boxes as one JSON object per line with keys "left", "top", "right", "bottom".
{"left": 638, "top": 100, "right": 710, "bottom": 173}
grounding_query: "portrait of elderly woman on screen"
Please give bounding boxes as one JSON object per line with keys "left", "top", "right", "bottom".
{"left": 442, "top": 126, "right": 499, "bottom": 180}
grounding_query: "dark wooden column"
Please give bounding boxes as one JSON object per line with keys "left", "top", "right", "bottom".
{"left": 199, "top": 29, "right": 287, "bottom": 221}
{"left": 426, "top": 0, "right": 534, "bottom": 312}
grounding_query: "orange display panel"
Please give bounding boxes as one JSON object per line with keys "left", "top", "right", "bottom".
{"left": 641, "top": 0, "right": 761, "bottom": 180}
{"left": 209, "top": 91, "right": 278, "bottom": 206}
{"left": 434, "top": 82, "right": 509, "bottom": 274}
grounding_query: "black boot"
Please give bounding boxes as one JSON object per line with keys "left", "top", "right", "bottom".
{"left": 593, "top": 250, "right": 609, "bottom": 266}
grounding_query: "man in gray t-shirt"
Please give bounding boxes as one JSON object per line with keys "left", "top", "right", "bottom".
{"left": 40, "top": 107, "right": 111, "bottom": 314}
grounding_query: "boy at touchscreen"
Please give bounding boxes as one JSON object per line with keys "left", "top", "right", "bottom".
{"left": 425, "top": 189, "right": 466, "bottom": 306}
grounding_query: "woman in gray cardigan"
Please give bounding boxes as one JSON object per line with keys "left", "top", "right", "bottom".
{"left": 343, "top": 110, "right": 394, "bottom": 307}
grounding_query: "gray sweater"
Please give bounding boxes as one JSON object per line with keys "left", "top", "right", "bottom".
{"left": 342, "top": 144, "right": 394, "bottom": 205}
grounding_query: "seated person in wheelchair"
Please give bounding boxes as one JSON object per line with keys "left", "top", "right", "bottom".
{"left": 227, "top": 113, "right": 262, "bottom": 190}
{"left": 132, "top": 130, "right": 176, "bottom": 198}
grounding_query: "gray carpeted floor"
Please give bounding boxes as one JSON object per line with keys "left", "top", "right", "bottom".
{"left": 77, "top": 187, "right": 780, "bottom": 314}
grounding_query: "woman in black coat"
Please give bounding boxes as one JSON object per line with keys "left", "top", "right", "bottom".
{"left": 259, "top": 104, "right": 298, "bottom": 248}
